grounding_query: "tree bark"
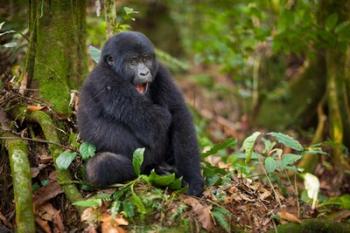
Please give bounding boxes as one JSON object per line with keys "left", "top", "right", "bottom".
{"left": 30, "top": 0, "right": 87, "bottom": 114}
{"left": 320, "top": 0, "right": 350, "bottom": 168}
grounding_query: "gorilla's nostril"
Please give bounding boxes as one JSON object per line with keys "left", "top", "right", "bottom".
{"left": 140, "top": 71, "right": 150, "bottom": 76}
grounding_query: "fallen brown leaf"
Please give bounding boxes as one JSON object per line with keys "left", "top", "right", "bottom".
{"left": 0, "top": 210, "right": 11, "bottom": 228}
{"left": 184, "top": 196, "right": 213, "bottom": 231}
{"left": 27, "top": 104, "right": 45, "bottom": 111}
{"left": 36, "top": 203, "right": 65, "bottom": 233}
{"left": 33, "top": 181, "right": 63, "bottom": 207}
{"left": 333, "top": 210, "right": 350, "bottom": 222}
{"left": 19, "top": 73, "right": 28, "bottom": 94}
{"left": 36, "top": 217, "right": 52, "bottom": 233}
{"left": 31, "top": 167, "right": 40, "bottom": 178}
{"left": 258, "top": 188, "right": 272, "bottom": 201}
{"left": 101, "top": 213, "right": 128, "bottom": 233}
{"left": 278, "top": 210, "right": 301, "bottom": 223}
{"left": 81, "top": 207, "right": 100, "bottom": 225}
{"left": 52, "top": 209, "right": 65, "bottom": 233}
{"left": 84, "top": 225, "right": 98, "bottom": 233}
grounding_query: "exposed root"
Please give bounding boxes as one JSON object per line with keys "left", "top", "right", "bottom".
{"left": 298, "top": 97, "right": 326, "bottom": 172}
{"left": 25, "top": 110, "right": 84, "bottom": 213}
{"left": 2, "top": 132, "right": 35, "bottom": 233}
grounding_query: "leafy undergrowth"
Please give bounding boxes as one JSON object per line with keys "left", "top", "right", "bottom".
{"left": 0, "top": 65, "right": 349, "bottom": 233}
{"left": 52, "top": 130, "right": 347, "bottom": 233}
{"left": 1, "top": 85, "right": 350, "bottom": 233}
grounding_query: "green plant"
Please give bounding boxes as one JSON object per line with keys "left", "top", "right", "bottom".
{"left": 72, "top": 147, "right": 183, "bottom": 221}
{"left": 240, "top": 131, "right": 325, "bottom": 175}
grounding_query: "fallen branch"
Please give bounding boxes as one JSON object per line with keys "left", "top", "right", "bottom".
{"left": 2, "top": 132, "right": 35, "bottom": 233}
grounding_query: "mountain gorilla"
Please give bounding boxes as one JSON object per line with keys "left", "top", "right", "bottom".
{"left": 77, "top": 31, "right": 203, "bottom": 196}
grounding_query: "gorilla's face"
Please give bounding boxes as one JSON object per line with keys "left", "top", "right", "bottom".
{"left": 101, "top": 31, "right": 159, "bottom": 95}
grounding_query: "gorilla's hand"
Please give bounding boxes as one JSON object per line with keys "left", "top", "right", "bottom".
{"left": 188, "top": 178, "right": 204, "bottom": 197}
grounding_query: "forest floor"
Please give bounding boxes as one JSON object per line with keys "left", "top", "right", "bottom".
{"left": 0, "top": 62, "right": 350, "bottom": 233}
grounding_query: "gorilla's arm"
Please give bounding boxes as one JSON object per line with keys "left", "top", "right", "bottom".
{"left": 78, "top": 105, "right": 143, "bottom": 156}
{"left": 151, "top": 65, "right": 204, "bottom": 196}
{"left": 82, "top": 67, "right": 171, "bottom": 148}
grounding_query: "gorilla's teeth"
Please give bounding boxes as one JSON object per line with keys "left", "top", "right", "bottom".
{"left": 135, "top": 83, "right": 148, "bottom": 94}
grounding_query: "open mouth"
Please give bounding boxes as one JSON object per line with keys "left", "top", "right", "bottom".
{"left": 135, "top": 83, "right": 149, "bottom": 95}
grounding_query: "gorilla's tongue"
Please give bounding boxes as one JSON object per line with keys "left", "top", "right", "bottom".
{"left": 135, "top": 83, "right": 148, "bottom": 94}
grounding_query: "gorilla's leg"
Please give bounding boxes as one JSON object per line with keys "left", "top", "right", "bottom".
{"left": 86, "top": 152, "right": 135, "bottom": 187}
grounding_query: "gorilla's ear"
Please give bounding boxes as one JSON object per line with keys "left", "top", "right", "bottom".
{"left": 104, "top": 55, "right": 114, "bottom": 66}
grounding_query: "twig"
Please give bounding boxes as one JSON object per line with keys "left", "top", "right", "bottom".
{"left": 260, "top": 162, "right": 282, "bottom": 207}
{"left": 294, "top": 174, "right": 300, "bottom": 218}
{"left": 284, "top": 170, "right": 300, "bottom": 217}
{"left": 0, "top": 136, "right": 71, "bottom": 150}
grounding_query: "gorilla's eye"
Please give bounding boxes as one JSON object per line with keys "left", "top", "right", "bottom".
{"left": 106, "top": 55, "right": 113, "bottom": 65}
{"left": 129, "top": 57, "right": 138, "bottom": 65}
{"left": 142, "top": 55, "right": 151, "bottom": 63}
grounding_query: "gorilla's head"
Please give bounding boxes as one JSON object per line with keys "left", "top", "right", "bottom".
{"left": 101, "top": 31, "right": 159, "bottom": 95}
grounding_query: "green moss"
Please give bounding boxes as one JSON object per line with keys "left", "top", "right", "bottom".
{"left": 256, "top": 58, "right": 326, "bottom": 130}
{"left": 272, "top": 219, "right": 350, "bottom": 233}
{"left": 32, "top": 0, "right": 87, "bottom": 115}
{"left": 4, "top": 133, "right": 35, "bottom": 233}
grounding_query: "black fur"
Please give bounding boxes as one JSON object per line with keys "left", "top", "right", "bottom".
{"left": 77, "top": 31, "right": 203, "bottom": 196}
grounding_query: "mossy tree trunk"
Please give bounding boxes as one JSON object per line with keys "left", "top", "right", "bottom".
{"left": 29, "top": 0, "right": 87, "bottom": 114}
{"left": 321, "top": 0, "right": 350, "bottom": 169}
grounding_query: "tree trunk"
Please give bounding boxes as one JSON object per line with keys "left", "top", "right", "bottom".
{"left": 30, "top": 0, "right": 87, "bottom": 114}
{"left": 320, "top": 0, "right": 350, "bottom": 168}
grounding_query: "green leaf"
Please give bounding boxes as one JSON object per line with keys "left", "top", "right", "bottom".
{"left": 325, "top": 13, "right": 338, "bottom": 31}
{"left": 322, "top": 194, "right": 350, "bottom": 210}
{"left": 302, "top": 148, "right": 328, "bottom": 156}
{"left": 40, "top": 179, "right": 49, "bottom": 186}
{"left": 123, "top": 6, "right": 138, "bottom": 15}
{"left": 230, "top": 152, "right": 262, "bottom": 160}
{"left": 88, "top": 45, "right": 101, "bottom": 63}
{"left": 110, "top": 200, "right": 121, "bottom": 217}
{"left": 147, "top": 170, "right": 182, "bottom": 190}
{"left": 241, "top": 131, "right": 261, "bottom": 163}
{"left": 79, "top": 142, "right": 96, "bottom": 160}
{"left": 262, "top": 138, "right": 276, "bottom": 153}
{"left": 268, "top": 132, "right": 303, "bottom": 151}
{"left": 335, "top": 21, "right": 350, "bottom": 41}
{"left": 207, "top": 175, "right": 220, "bottom": 186}
{"left": 0, "top": 22, "right": 5, "bottom": 30}
{"left": 202, "top": 162, "right": 226, "bottom": 178}
{"left": 335, "top": 21, "right": 350, "bottom": 34}
{"left": 148, "top": 170, "right": 175, "bottom": 186}
{"left": 122, "top": 201, "right": 135, "bottom": 217}
{"left": 212, "top": 207, "right": 231, "bottom": 232}
{"left": 169, "top": 177, "right": 182, "bottom": 190}
{"left": 73, "top": 198, "right": 102, "bottom": 207}
{"left": 132, "top": 148, "right": 145, "bottom": 176}
{"left": 281, "top": 154, "right": 302, "bottom": 167}
{"left": 112, "top": 187, "right": 129, "bottom": 200}
{"left": 131, "top": 192, "right": 146, "bottom": 215}
{"left": 201, "top": 138, "right": 236, "bottom": 157}
{"left": 56, "top": 151, "right": 77, "bottom": 169}
{"left": 264, "top": 157, "right": 277, "bottom": 173}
